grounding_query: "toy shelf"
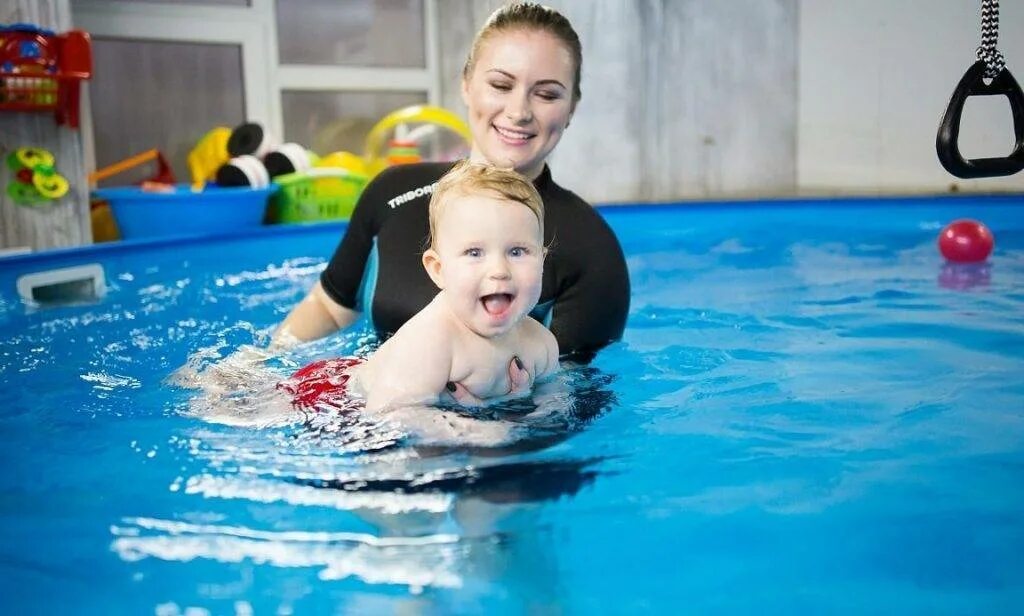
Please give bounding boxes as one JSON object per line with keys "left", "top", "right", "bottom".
{"left": 0, "top": 25, "right": 92, "bottom": 128}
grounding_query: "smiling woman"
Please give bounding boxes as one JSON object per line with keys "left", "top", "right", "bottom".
{"left": 272, "top": 2, "right": 626, "bottom": 366}
{"left": 275, "top": 2, "right": 630, "bottom": 365}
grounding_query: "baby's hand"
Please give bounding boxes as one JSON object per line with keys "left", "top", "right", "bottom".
{"left": 445, "top": 355, "right": 532, "bottom": 405}
{"left": 507, "top": 355, "right": 533, "bottom": 395}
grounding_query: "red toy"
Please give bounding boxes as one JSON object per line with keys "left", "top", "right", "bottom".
{"left": 937, "top": 219, "right": 994, "bottom": 263}
{"left": 0, "top": 24, "right": 92, "bottom": 128}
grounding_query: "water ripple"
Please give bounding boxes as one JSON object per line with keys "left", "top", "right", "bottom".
{"left": 111, "top": 517, "right": 465, "bottom": 590}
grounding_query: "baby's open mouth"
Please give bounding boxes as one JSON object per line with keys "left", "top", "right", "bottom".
{"left": 481, "top": 293, "right": 514, "bottom": 315}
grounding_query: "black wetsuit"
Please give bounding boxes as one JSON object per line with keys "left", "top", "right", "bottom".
{"left": 320, "top": 162, "right": 630, "bottom": 361}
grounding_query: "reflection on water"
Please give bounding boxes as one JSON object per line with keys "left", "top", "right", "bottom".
{"left": 152, "top": 338, "right": 620, "bottom": 598}
{"left": 111, "top": 516, "right": 467, "bottom": 590}
{"left": 287, "top": 458, "right": 605, "bottom": 505}
{"left": 937, "top": 262, "right": 992, "bottom": 290}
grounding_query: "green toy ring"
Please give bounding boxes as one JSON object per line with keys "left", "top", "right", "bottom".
{"left": 6, "top": 147, "right": 69, "bottom": 205}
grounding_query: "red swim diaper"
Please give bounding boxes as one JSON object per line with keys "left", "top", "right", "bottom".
{"left": 278, "top": 357, "right": 364, "bottom": 409}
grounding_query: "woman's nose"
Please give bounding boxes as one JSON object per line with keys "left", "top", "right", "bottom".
{"left": 506, "top": 94, "right": 533, "bottom": 124}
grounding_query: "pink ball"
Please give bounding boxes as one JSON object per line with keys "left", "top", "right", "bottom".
{"left": 937, "top": 219, "right": 994, "bottom": 263}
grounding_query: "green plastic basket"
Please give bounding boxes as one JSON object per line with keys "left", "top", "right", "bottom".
{"left": 268, "top": 168, "right": 368, "bottom": 223}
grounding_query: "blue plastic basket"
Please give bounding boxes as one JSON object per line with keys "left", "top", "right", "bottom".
{"left": 92, "top": 184, "right": 276, "bottom": 240}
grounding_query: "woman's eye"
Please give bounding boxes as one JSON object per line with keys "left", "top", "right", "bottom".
{"left": 536, "top": 91, "right": 561, "bottom": 101}
{"left": 490, "top": 81, "right": 512, "bottom": 91}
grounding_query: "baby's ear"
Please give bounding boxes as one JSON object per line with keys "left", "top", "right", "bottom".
{"left": 422, "top": 249, "right": 444, "bottom": 289}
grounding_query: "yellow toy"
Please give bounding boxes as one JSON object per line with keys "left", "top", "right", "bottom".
{"left": 187, "top": 126, "right": 231, "bottom": 189}
{"left": 318, "top": 150, "right": 368, "bottom": 176}
{"left": 363, "top": 105, "right": 471, "bottom": 177}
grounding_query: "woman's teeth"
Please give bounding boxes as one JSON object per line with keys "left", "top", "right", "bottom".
{"left": 494, "top": 126, "right": 533, "bottom": 141}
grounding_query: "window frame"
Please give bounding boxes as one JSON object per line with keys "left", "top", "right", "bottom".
{"left": 72, "top": 0, "right": 440, "bottom": 148}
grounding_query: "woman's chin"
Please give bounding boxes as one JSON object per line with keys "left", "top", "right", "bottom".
{"left": 480, "top": 144, "right": 538, "bottom": 174}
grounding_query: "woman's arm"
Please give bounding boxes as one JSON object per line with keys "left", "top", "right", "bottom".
{"left": 272, "top": 281, "right": 360, "bottom": 346}
{"left": 548, "top": 213, "right": 630, "bottom": 361}
{"left": 272, "top": 166, "right": 397, "bottom": 346}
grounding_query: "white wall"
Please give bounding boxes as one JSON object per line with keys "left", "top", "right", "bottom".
{"left": 436, "top": 0, "right": 798, "bottom": 204}
{"left": 799, "top": 0, "right": 1024, "bottom": 192}
{"left": 440, "top": 1, "right": 1024, "bottom": 200}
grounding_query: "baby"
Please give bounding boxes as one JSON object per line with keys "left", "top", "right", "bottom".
{"left": 283, "top": 161, "right": 559, "bottom": 413}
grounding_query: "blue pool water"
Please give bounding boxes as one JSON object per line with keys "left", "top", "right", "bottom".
{"left": 1, "top": 195, "right": 1023, "bottom": 613}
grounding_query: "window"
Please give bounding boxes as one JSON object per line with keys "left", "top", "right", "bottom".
{"left": 276, "top": 0, "right": 425, "bottom": 68}
{"left": 90, "top": 38, "right": 245, "bottom": 185}
{"left": 281, "top": 90, "right": 427, "bottom": 156}
{"left": 73, "top": 0, "right": 438, "bottom": 183}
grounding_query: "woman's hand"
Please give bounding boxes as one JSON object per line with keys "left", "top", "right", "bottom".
{"left": 169, "top": 343, "right": 274, "bottom": 393}
{"left": 445, "top": 355, "right": 531, "bottom": 405}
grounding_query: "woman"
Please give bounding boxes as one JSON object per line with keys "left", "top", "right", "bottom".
{"left": 276, "top": 2, "right": 629, "bottom": 364}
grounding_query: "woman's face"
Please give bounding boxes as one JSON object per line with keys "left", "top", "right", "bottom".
{"left": 461, "top": 29, "right": 576, "bottom": 180}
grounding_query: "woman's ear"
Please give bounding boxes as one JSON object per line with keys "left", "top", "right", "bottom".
{"left": 422, "top": 249, "right": 444, "bottom": 289}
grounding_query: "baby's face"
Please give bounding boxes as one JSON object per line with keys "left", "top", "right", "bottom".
{"left": 430, "top": 192, "right": 544, "bottom": 338}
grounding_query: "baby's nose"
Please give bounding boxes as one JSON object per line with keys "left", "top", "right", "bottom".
{"left": 488, "top": 258, "right": 511, "bottom": 279}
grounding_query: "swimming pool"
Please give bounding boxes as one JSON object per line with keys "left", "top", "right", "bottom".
{"left": 1, "top": 194, "right": 1022, "bottom": 613}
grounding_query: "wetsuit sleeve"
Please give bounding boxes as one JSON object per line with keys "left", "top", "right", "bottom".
{"left": 548, "top": 213, "right": 630, "bottom": 362}
{"left": 319, "top": 173, "right": 386, "bottom": 310}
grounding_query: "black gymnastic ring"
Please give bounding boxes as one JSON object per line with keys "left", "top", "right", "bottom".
{"left": 937, "top": 60, "right": 1024, "bottom": 178}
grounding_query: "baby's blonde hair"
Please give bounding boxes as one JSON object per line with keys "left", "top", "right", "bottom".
{"left": 428, "top": 161, "right": 544, "bottom": 250}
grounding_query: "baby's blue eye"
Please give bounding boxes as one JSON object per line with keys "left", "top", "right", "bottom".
{"left": 509, "top": 246, "right": 530, "bottom": 257}
{"left": 464, "top": 248, "right": 482, "bottom": 258}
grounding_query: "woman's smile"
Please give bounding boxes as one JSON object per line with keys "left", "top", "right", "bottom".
{"left": 493, "top": 124, "right": 536, "bottom": 145}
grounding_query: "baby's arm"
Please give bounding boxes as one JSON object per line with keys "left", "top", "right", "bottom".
{"left": 364, "top": 321, "right": 453, "bottom": 412}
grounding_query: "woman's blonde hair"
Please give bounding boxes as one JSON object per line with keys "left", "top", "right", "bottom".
{"left": 428, "top": 161, "right": 543, "bottom": 249}
{"left": 462, "top": 2, "right": 582, "bottom": 106}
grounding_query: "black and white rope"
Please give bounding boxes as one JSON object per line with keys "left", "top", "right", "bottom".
{"left": 976, "top": 0, "right": 1005, "bottom": 79}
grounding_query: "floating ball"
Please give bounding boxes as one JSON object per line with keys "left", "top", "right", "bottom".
{"left": 937, "top": 219, "right": 993, "bottom": 263}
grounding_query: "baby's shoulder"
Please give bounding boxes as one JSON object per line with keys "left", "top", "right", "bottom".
{"left": 377, "top": 302, "right": 455, "bottom": 358}
{"left": 520, "top": 316, "right": 556, "bottom": 343}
